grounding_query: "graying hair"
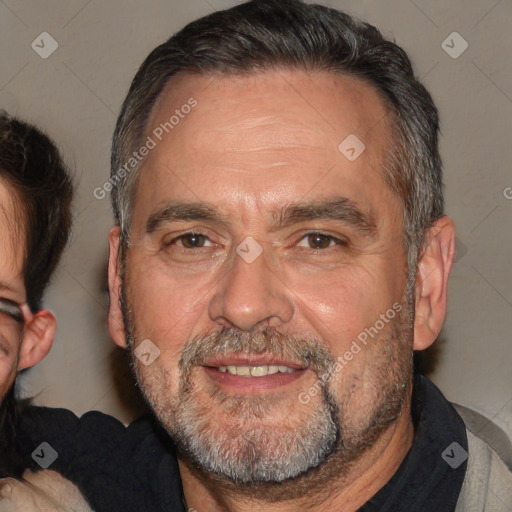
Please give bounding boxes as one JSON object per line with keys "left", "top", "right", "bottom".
{"left": 111, "top": 0, "right": 444, "bottom": 276}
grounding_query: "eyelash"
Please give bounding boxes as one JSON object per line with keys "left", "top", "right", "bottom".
{"left": 164, "top": 232, "right": 348, "bottom": 252}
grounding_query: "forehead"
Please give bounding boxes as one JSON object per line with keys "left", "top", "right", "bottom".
{"left": 133, "top": 69, "right": 397, "bottom": 228}
{"left": 0, "top": 180, "right": 25, "bottom": 295}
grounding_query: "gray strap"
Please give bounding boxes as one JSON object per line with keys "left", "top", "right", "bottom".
{"left": 453, "top": 402, "right": 512, "bottom": 471}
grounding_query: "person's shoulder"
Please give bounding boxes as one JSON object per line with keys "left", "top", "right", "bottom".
{"left": 17, "top": 407, "right": 178, "bottom": 511}
{"left": 456, "top": 428, "right": 512, "bottom": 510}
{"left": 20, "top": 404, "right": 126, "bottom": 433}
{"left": 18, "top": 405, "right": 128, "bottom": 455}
{"left": 452, "top": 403, "right": 512, "bottom": 470}
{"left": 18, "top": 406, "right": 163, "bottom": 475}
{"left": 19, "top": 405, "right": 165, "bottom": 452}
{"left": 453, "top": 404, "right": 512, "bottom": 511}
{"left": 19, "top": 402, "right": 173, "bottom": 450}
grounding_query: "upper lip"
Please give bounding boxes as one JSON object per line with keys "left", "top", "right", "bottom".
{"left": 201, "top": 353, "right": 307, "bottom": 370}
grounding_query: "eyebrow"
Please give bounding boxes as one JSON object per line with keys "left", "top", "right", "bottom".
{"left": 147, "top": 202, "right": 229, "bottom": 233}
{"left": 0, "top": 282, "right": 14, "bottom": 293}
{"left": 272, "top": 197, "right": 377, "bottom": 236}
{"left": 146, "top": 196, "right": 377, "bottom": 237}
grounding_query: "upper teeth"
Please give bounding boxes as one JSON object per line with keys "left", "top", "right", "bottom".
{"left": 218, "top": 365, "right": 294, "bottom": 377}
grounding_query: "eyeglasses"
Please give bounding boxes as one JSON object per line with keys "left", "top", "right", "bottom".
{"left": 0, "top": 298, "right": 24, "bottom": 323}
{"left": 0, "top": 297, "right": 24, "bottom": 359}
{"left": 0, "top": 298, "right": 24, "bottom": 351}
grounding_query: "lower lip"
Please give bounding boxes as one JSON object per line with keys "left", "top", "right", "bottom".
{"left": 202, "top": 367, "right": 306, "bottom": 392}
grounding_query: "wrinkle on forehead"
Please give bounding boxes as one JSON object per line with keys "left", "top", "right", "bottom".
{"left": 147, "top": 78, "right": 382, "bottom": 177}
{"left": 211, "top": 118, "right": 334, "bottom": 167}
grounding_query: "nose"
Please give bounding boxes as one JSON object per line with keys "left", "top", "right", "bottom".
{"left": 208, "top": 242, "right": 294, "bottom": 332}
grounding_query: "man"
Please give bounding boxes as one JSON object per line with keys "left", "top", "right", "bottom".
{"left": 0, "top": 112, "right": 92, "bottom": 509}
{"left": 18, "top": 1, "right": 512, "bottom": 511}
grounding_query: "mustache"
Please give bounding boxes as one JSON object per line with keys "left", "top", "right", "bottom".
{"left": 179, "top": 326, "right": 337, "bottom": 377}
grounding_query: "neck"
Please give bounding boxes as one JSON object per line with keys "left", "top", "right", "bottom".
{"left": 179, "top": 405, "right": 414, "bottom": 512}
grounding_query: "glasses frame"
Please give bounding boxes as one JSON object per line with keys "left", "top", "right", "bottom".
{"left": 0, "top": 297, "right": 24, "bottom": 323}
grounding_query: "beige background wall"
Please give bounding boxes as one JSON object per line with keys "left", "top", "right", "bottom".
{"left": 1, "top": 0, "right": 511, "bottom": 439}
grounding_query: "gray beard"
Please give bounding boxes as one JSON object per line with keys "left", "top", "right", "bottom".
{"left": 168, "top": 360, "right": 340, "bottom": 483}
{"left": 129, "top": 324, "right": 412, "bottom": 490}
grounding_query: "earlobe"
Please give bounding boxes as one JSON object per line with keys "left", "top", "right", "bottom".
{"left": 413, "top": 216, "right": 456, "bottom": 351}
{"left": 108, "top": 226, "right": 128, "bottom": 348}
{"left": 18, "top": 309, "right": 56, "bottom": 371}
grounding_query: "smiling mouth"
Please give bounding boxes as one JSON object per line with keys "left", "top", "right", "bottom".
{"left": 200, "top": 354, "right": 308, "bottom": 391}
{"left": 216, "top": 365, "right": 296, "bottom": 377}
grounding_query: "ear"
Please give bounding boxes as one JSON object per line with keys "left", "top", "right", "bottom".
{"left": 413, "top": 216, "right": 456, "bottom": 351}
{"left": 17, "top": 309, "right": 56, "bottom": 370}
{"left": 108, "top": 226, "right": 128, "bottom": 348}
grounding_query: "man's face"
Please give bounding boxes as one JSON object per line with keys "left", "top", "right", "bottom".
{"left": 119, "top": 70, "right": 414, "bottom": 485}
{"left": 0, "top": 181, "right": 25, "bottom": 399}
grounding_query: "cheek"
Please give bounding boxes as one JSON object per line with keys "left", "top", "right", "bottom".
{"left": 125, "top": 259, "right": 210, "bottom": 384}
{"left": 0, "top": 359, "right": 17, "bottom": 398}
{"left": 126, "top": 253, "right": 208, "bottom": 339}
{"left": 291, "top": 267, "right": 400, "bottom": 353}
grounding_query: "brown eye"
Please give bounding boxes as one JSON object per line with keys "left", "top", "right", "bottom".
{"left": 307, "top": 234, "right": 332, "bottom": 249}
{"left": 179, "top": 233, "right": 209, "bottom": 248}
{"left": 296, "top": 232, "right": 348, "bottom": 252}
